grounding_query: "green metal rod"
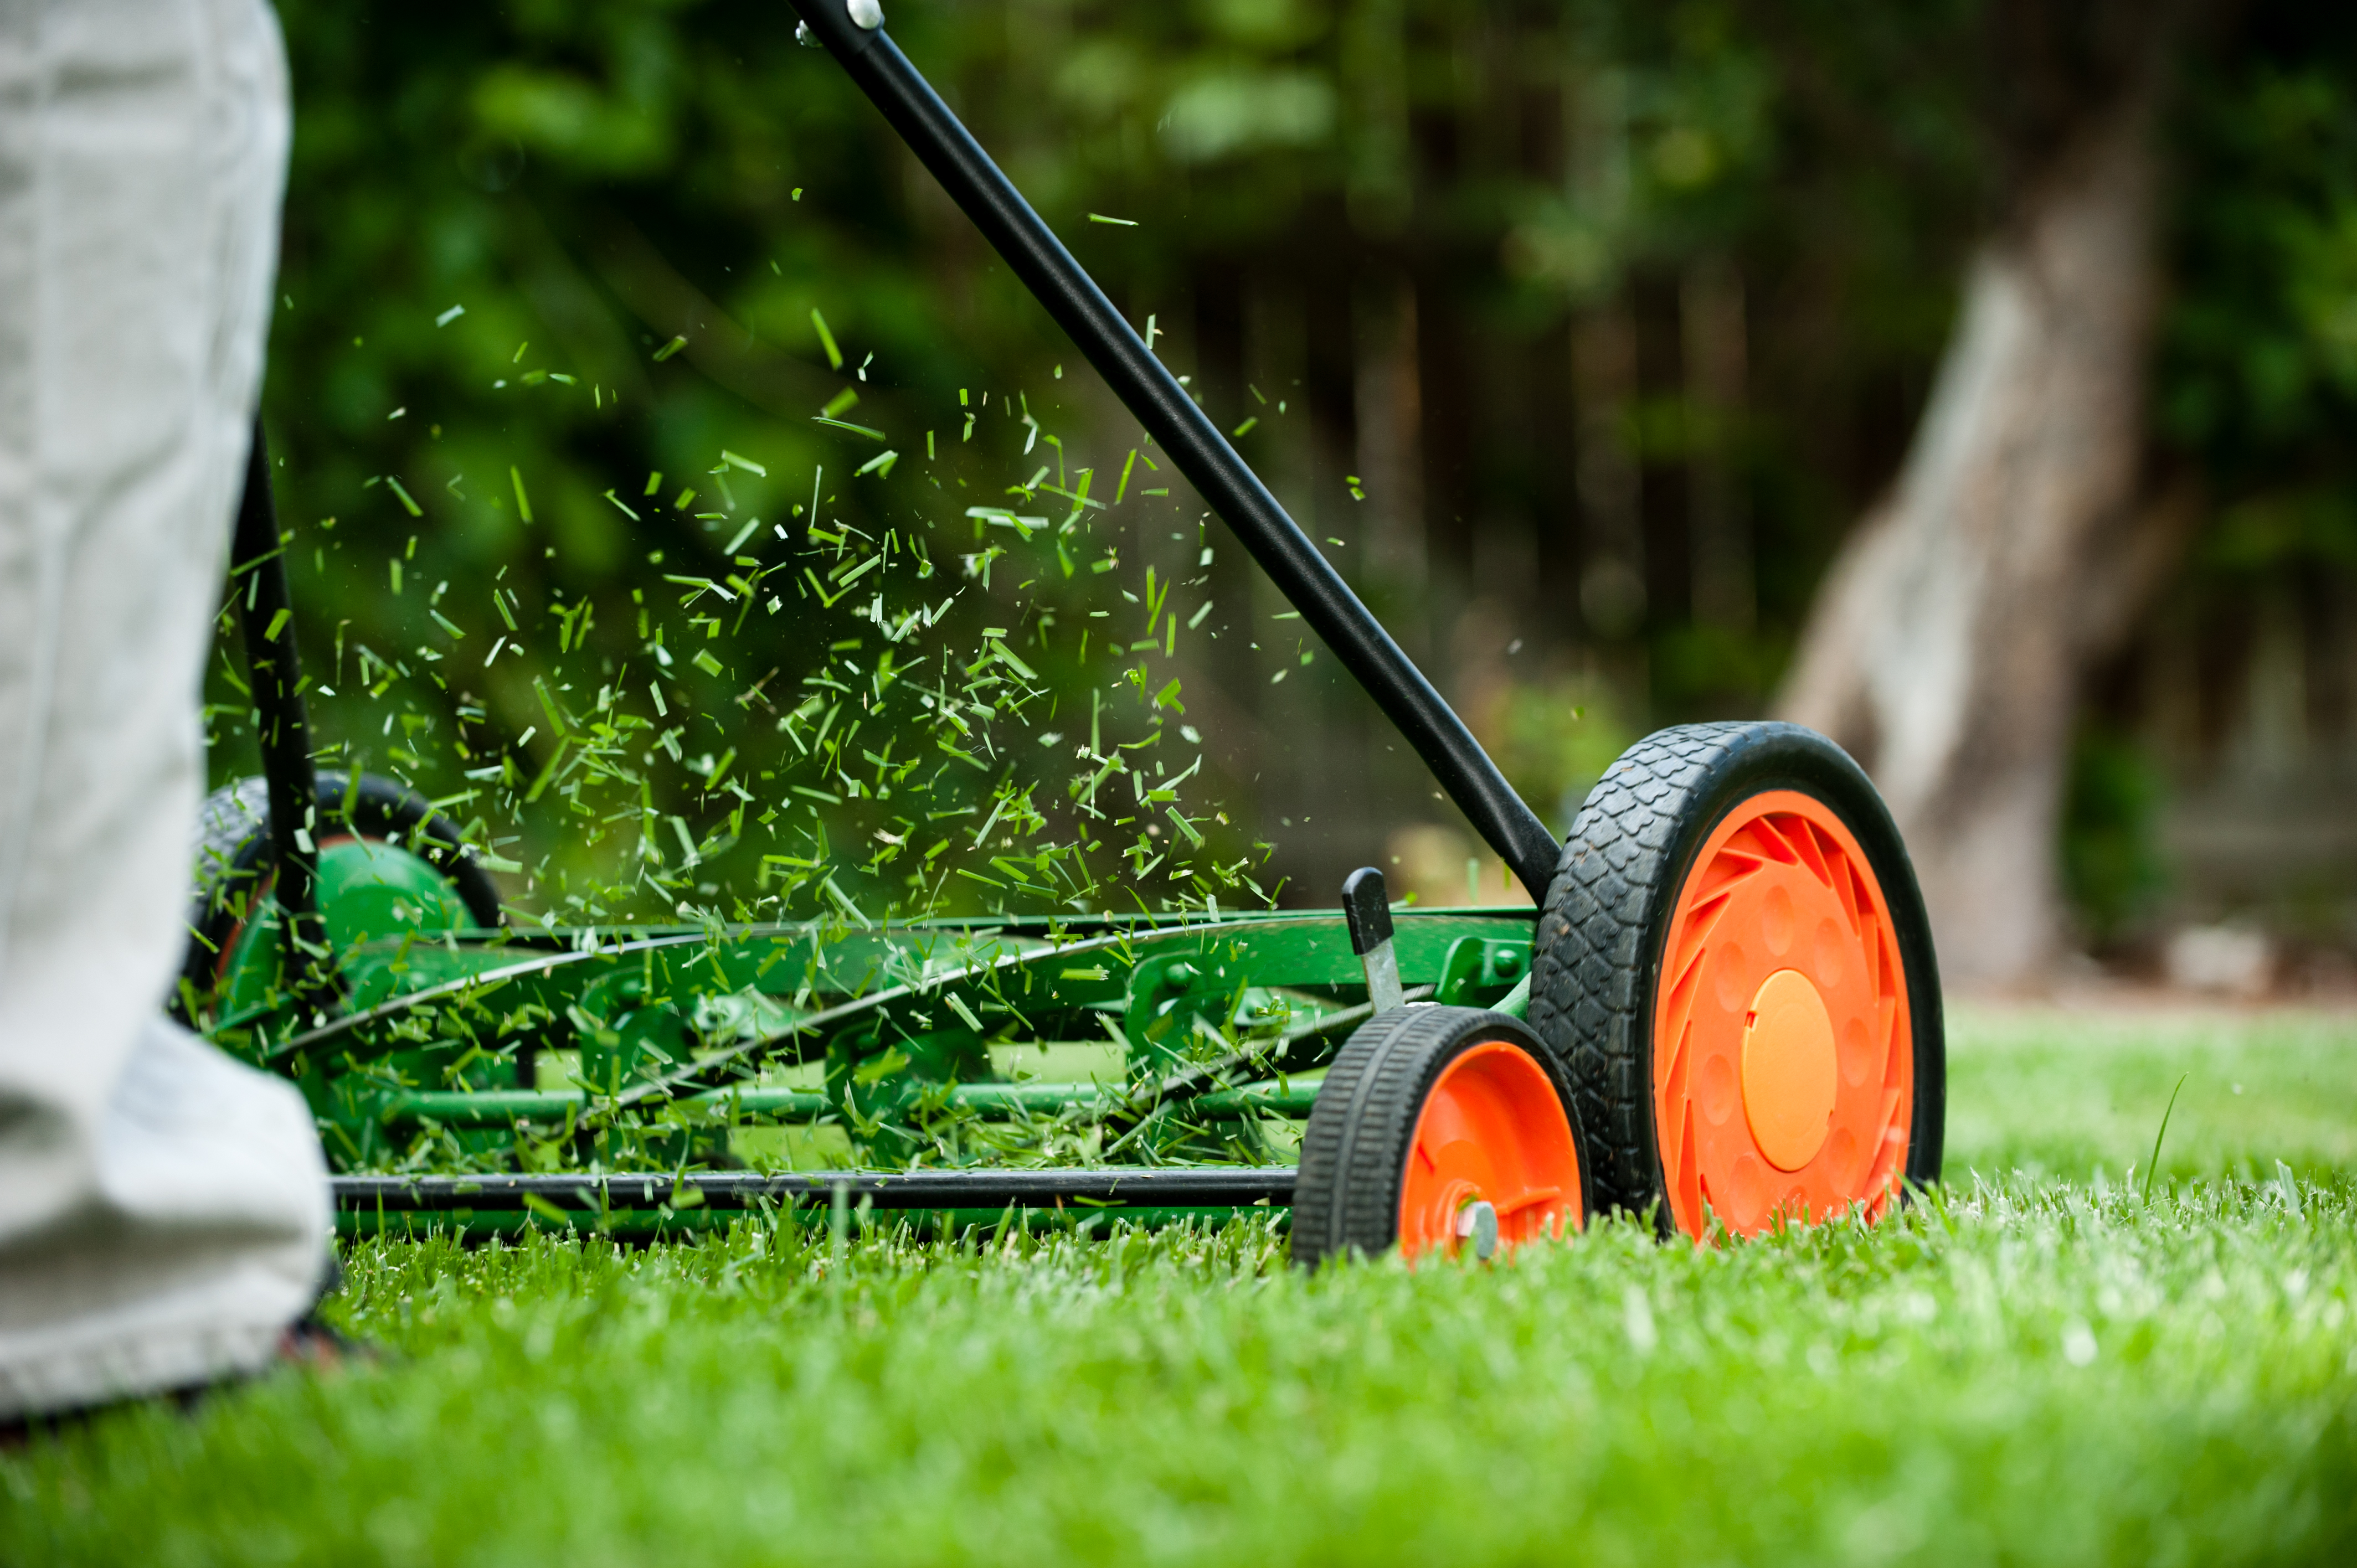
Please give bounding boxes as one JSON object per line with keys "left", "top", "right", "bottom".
{"left": 379, "top": 1087, "right": 822, "bottom": 1121}
{"left": 337, "top": 1205, "right": 1288, "bottom": 1237}
{"left": 382, "top": 1080, "right": 1322, "bottom": 1127}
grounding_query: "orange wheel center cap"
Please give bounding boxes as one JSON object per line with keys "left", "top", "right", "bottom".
{"left": 1741, "top": 968, "right": 1838, "bottom": 1172}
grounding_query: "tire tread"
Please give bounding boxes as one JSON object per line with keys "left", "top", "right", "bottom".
{"left": 1529, "top": 724, "right": 1757, "bottom": 1223}
{"left": 1527, "top": 720, "right": 1944, "bottom": 1227}
{"left": 1291, "top": 1005, "right": 1587, "bottom": 1267}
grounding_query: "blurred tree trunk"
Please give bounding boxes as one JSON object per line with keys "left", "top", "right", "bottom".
{"left": 1778, "top": 8, "right": 2201, "bottom": 987}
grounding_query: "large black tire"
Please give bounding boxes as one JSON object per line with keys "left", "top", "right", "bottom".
{"left": 1527, "top": 723, "right": 1943, "bottom": 1236}
{"left": 178, "top": 770, "right": 503, "bottom": 1017}
{"left": 1291, "top": 1005, "right": 1592, "bottom": 1268}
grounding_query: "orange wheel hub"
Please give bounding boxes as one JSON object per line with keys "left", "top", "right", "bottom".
{"left": 1653, "top": 790, "right": 1914, "bottom": 1239}
{"left": 1397, "top": 1040, "right": 1584, "bottom": 1264}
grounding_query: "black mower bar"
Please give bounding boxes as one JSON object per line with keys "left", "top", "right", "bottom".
{"left": 229, "top": 417, "right": 327, "bottom": 972}
{"left": 788, "top": 0, "right": 1563, "bottom": 904}
{"left": 333, "top": 1167, "right": 1297, "bottom": 1213}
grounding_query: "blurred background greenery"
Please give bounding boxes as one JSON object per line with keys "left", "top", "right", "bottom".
{"left": 225, "top": 0, "right": 2357, "bottom": 980}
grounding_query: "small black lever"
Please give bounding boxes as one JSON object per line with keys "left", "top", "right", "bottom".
{"left": 1341, "top": 867, "right": 1404, "bottom": 1012}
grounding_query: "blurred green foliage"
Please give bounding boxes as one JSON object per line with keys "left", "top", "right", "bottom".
{"left": 225, "top": 0, "right": 2357, "bottom": 928}
{"left": 2065, "top": 4, "right": 2357, "bottom": 938}
{"left": 2163, "top": 7, "right": 2357, "bottom": 579}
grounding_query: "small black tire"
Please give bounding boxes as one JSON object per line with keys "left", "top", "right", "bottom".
{"left": 177, "top": 770, "right": 503, "bottom": 1017}
{"left": 1527, "top": 721, "right": 1944, "bottom": 1239}
{"left": 1291, "top": 1005, "right": 1591, "bottom": 1269}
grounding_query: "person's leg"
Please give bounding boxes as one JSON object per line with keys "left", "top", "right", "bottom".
{"left": 0, "top": 0, "right": 330, "bottom": 1421}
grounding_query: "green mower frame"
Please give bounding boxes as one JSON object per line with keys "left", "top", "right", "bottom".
{"left": 190, "top": 0, "right": 1944, "bottom": 1263}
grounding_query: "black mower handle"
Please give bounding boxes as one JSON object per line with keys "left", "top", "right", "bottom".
{"left": 787, "top": 0, "right": 1562, "bottom": 905}
{"left": 228, "top": 416, "right": 340, "bottom": 1014}
{"left": 230, "top": 419, "right": 321, "bottom": 928}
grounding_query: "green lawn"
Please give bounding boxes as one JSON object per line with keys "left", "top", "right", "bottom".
{"left": 7, "top": 1007, "right": 2355, "bottom": 1566}
{"left": 1944, "top": 1003, "right": 2357, "bottom": 1182}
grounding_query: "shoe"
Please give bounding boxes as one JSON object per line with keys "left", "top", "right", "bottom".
{"left": 0, "top": 1248, "right": 380, "bottom": 1446}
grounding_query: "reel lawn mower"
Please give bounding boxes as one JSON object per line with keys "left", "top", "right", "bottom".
{"left": 188, "top": 0, "right": 1943, "bottom": 1265}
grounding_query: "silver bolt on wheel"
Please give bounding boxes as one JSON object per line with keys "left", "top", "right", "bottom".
{"left": 1456, "top": 1199, "right": 1499, "bottom": 1261}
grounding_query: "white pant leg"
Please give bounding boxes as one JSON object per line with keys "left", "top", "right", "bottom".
{"left": 0, "top": 0, "right": 328, "bottom": 1421}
